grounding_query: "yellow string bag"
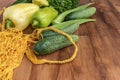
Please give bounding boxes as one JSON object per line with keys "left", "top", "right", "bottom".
{"left": 0, "top": 7, "right": 5, "bottom": 15}
{"left": 0, "top": 26, "right": 78, "bottom": 80}
{"left": 0, "top": 7, "right": 6, "bottom": 31}
{"left": 0, "top": 29, "right": 29, "bottom": 80}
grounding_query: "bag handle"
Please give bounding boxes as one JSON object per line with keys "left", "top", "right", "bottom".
{"left": 26, "top": 27, "right": 78, "bottom": 64}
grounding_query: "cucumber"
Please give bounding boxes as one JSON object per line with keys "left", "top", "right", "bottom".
{"left": 33, "top": 34, "right": 79, "bottom": 56}
{"left": 66, "top": 7, "right": 96, "bottom": 20}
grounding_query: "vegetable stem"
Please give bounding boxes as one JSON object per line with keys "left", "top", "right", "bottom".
{"left": 32, "top": 19, "right": 40, "bottom": 28}
{"left": 6, "top": 19, "right": 14, "bottom": 28}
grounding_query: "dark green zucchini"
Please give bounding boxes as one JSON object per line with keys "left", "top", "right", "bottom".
{"left": 42, "top": 19, "right": 95, "bottom": 37}
{"left": 42, "top": 23, "right": 79, "bottom": 37}
{"left": 65, "top": 7, "right": 96, "bottom": 20}
{"left": 33, "top": 34, "right": 79, "bottom": 56}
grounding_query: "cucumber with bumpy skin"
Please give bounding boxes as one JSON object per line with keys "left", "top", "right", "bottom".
{"left": 33, "top": 34, "right": 79, "bottom": 56}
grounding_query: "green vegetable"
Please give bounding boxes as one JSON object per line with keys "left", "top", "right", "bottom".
{"left": 12, "top": 0, "right": 32, "bottom": 5}
{"left": 47, "top": 0, "right": 79, "bottom": 13}
{"left": 42, "top": 23, "right": 79, "bottom": 37}
{"left": 3, "top": 3, "right": 39, "bottom": 30}
{"left": 42, "top": 19, "right": 96, "bottom": 37}
{"left": 53, "top": 3, "right": 93, "bottom": 24}
{"left": 31, "top": 7, "right": 58, "bottom": 28}
{"left": 66, "top": 7, "right": 96, "bottom": 20}
{"left": 33, "top": 34, "right": 79, "bottom": 56}
{"left": 32, "top": 0, "right": 49, "bottom": 6}
{"left": 5, "top": 19, "right": 14, "bottom": 28}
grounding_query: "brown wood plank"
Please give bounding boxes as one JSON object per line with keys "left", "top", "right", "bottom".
{"left": 0, "top": 0, "right": 120, "bottom": 80}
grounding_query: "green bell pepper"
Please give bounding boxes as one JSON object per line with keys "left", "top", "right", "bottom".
{"left": 31, "top": 7, "right": 58, "bottom": 28}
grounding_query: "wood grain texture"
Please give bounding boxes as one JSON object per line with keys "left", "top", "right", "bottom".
{"left": 0, "top": 0, "right": 120, "bottom": 80}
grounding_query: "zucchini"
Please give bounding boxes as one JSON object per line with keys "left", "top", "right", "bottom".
{"left": 42, "top": 23, "right": 79, "bottom": 37}
{"left": 52, "top": 3, "right": 93, "bottom": 24}
{"left": 42, "top": 19, "right": 95, "bottom": 37}
{"left": 33, "top": 34, "right": 79, "bottom": 56}
{"left": 66, "top": 7, "right": 96, "bottom": 20}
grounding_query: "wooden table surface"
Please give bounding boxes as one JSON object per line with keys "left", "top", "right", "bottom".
{"left": 0, "top": 0, "right": 120, "bottom": 80}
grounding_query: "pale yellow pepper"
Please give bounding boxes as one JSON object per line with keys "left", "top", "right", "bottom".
{"left": 3, "top": 3, "right": 39, "bottom": 30}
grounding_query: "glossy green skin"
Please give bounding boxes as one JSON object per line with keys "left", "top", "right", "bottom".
{"left": 12, "top": 0, "right": 32, "bottom": 5}
{"left": 32, "top": 7, "right": 58, "bottom": 28}
{"left": 52, "top": 3, "right": 93, "bottom": 24}
{"left": 33, "top": 35, "right": 79, "bottom": 56}
{"left": 42, "top": 23, "right": 79, "bottom": 37}
{"left": 66, "top": 7, "right": 96, "bottom": 20}
{"left": 42, "top": 19, "right": 96, "bottom": 37}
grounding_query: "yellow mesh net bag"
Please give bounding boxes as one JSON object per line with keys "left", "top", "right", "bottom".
{"left": 0, "top": 29, "right": 29, "bottom": 79}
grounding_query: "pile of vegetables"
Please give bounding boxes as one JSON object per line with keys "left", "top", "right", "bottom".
{"left": 0, "top": 1, "right": 97, "bottom": 79}
{"left": 2, "top": 0, "right": 96, "bottom": 56}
